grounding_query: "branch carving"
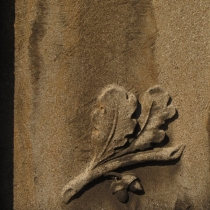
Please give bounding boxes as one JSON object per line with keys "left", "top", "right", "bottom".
{"left": 61, "top": 84, "right": 185, "bottom": 204}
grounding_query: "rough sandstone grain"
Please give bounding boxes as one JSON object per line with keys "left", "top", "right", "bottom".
{"left": 15, "top": 0, "right": 210, "bottom": 209}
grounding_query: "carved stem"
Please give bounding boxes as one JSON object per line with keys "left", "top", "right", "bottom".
{"left": 61, "top": 145, "right": 185, "bottom": 204}
{"left": 103, "top": 172, "right": 123, "bottom": 179}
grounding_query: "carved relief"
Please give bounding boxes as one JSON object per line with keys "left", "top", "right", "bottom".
{"left": 61, "top": 84, "right": 185, "bottom": 204}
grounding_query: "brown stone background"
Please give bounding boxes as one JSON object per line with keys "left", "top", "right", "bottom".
{"left": 15, "top": 0, "right": 210, "bottom": 209}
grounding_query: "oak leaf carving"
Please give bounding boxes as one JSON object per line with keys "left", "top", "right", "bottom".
{"left": 61, "top": 84, "right": 185, "bottom": 204}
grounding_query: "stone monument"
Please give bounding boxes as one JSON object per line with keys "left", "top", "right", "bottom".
{"left": 15, "top": 0, "right": 210, "bottom": 209}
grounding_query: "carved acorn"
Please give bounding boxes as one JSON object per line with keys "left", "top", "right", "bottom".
{"left": 113, "top": 188, "right": 128, "bottom": 203}
{"left": 110, "top": 174, "right": 129, "bottom": 203}
{"left": 110, "top": 173, "right": 141, "bottom": 203}
{"left": 129, "top": 179, "right": 143, "bottom": 193}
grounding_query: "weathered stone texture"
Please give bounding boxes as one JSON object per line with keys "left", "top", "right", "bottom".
{"left": 15, "top": 0, "right": 210, "bottom": 209}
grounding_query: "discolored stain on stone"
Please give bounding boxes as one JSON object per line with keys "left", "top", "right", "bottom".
{"left": 28, "top": 0, "right": 48, "bottom": 92}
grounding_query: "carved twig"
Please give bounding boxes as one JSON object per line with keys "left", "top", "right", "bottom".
{"left": 61, "top": 145, "right": 185, "bottom": 204}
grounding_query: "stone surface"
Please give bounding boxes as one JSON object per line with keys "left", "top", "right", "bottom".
{"left": 15, "top": 0, "right": 210, "bottom": 209}
{"left": 61, "top": 84, "right": 184, "bottom": 205}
